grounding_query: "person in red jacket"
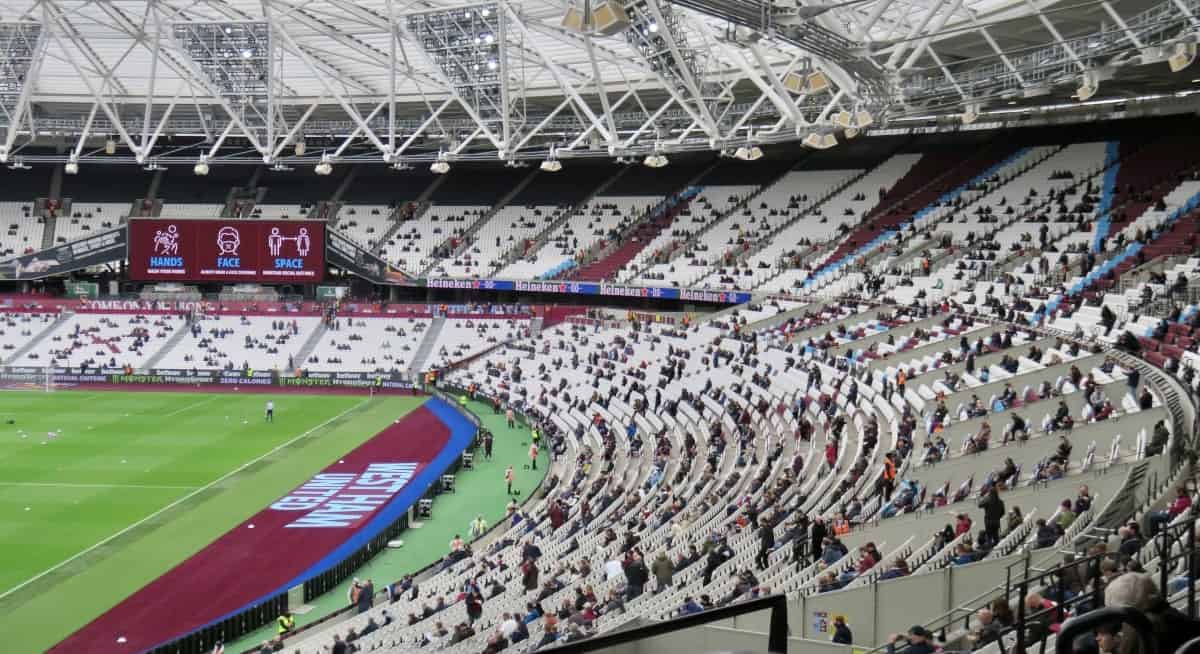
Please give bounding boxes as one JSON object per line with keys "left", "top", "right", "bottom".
{"left": 1148, "top": 486, "right": 1192, "bottom": 535}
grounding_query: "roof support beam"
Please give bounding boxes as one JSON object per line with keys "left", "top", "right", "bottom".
{"left": 503, "top": 6, "right": 612, "bottom": 144}
{"left": 273, "top": 26, "right": 390, "bottom": 158}
{"left": 852, "top": 0, "right": 898, "bottom": 41}
{"left": 1025, "top": 0, "right": 1086, "bottom": 72}
{"left": 395, "top": 98, "right": 454, "bottom": 158}
{"left": 641, "top": 0, "right": 720, "bottom": 140}
{"left": 887, "top": 0, "right": 948, "bottom": 68}
{"left": 1099, "top": 2, "right": 1144, "bottom": 49}
{"left": 901, "top": 0, "right": 966, "bottom": 70}
{"left": 974, "top": 18, "right": 1027, "bottom": 88}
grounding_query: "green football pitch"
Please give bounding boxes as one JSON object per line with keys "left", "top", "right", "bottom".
{"left": 0, "top": 389, "right": 424, "bottom": 653}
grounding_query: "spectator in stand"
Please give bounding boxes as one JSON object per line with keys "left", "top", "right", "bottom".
{"left": 832, "top": 615, "right": 853, "bottom": 644}
{"left": 1146, "top": 486, "right": 1192, "bottom": 535}
{"left": 1034, "top": 519, "right": 1059, "bottom": 549}
{"left": 1105, "top": 572, "right": 1200, "bottom": 653}
{"left": 978, "top": 487, "right": 1005, "bottom": 545}
{"left": 886, "top": 625, "right": 936, "bottom": 654}
{"left": 971, "top": 608, "right": 1003, "bottom": 650}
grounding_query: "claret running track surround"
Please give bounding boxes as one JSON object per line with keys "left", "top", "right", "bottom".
{"left": 47, "top": 396, "right": 476, "bottom": 654}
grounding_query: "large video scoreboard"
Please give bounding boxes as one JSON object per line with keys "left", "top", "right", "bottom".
{"left": 128, "top": 219, "right": 325, "bottom": 283}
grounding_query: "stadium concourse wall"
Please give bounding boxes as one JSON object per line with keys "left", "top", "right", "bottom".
{"left": 49, "top": 396, "right": 479, "bottom": 654}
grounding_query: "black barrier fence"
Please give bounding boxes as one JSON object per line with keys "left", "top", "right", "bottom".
{"left": 145, "top": 594, "right": 288, "bottom": 654}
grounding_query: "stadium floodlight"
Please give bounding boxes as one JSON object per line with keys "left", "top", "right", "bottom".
{"left": 733, "top": 145, "right": 763, "bottom": 161}
{"left": 1076, "top": 72, "right": 1099, "bottom": 101}
{"left": 540, "top": 158, "right": 562, "bottom": 172}
{"left": 643, "top": 153, "right": 669, "bottom": 168}
{"left": 803, "top": 132, "right": 838, "bottom": 149}
{"left": 294, "top": 140, "right": 306, "bottom": 156}
{"left": 961, "top": 103, "right": 981, "bottom": 125}
{"left": 1169, "top": 41, "right": 1198, "bottom": 73}
{"left": 104, "top": 139, "right": 116, "bottom": 155}
{"left": 64, "top": 159, "right": 79, "bottom": 175}
{"left": 193, "top": 156, "right": 210, "bottom": 176}
{"left": 854, "top": 110, "right": 874, "bottom": 128}
{"left": 431, "top": 152, "right": 451, "bottom": 175}
{"left": 833, "top": 110, "right": 853, "bottom": 129}
{"left": 314, "top": 154, "right": 334, "bottom": 176}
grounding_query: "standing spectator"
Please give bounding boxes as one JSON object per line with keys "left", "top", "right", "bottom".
{"left": 505, "top": 465, "right": 515, "bottom": 495}
{"left": 357, "top": 579, "right": 374, "bottom": 613}
{"left": 651, "top": 551, "right": 675, "bottom": 590}
{"left": 624, "top": 551, "right": 649, "bottom": 599}
{"left": 483, "top": 430, "right": 494, "bottom": 460}
{"left": 506, "top": 406, "right": 515, "bottom": 429}
{"left": 469, "top": 514, "right": 488, "bottom": 539}
{"left": 810, "top": 517, "right": 828, "bottom": 565}
{"left": 978, "top": 487, "right": 1005, "bottom": 546}
{"left": 832, "top": 616, "right": 853, "bottom": 645}
{"left": 529, "top": 441, "right": 539, "bottom": 470}
{"left": 756, "top": 521, "right": 774, "bottom": 570}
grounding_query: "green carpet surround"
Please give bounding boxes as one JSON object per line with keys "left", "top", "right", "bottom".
{"left": 0, "top": 390, "right": 424, "bottom": 654}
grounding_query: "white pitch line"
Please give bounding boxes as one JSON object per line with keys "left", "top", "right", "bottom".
{"left": 0, "top": 481, "right": 197, "bottom": 490}
{"left": 0, "top": 397, "right": 372, "bottom": 601}
{"left": 162, "top": 395, "right": 219, "bottom": 417}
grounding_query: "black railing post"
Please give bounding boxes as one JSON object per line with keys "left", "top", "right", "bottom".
{"left": 1016, "top": 580, "right": 1028, "bottom": 654}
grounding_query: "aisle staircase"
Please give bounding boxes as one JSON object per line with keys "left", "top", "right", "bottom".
{"left": 292, "top": 321, "right": 330, "bottom": 371}
{"left": 816, "top": 141, "right": 1019, "bottom": 270}
{"left": 3, "top": 313, "right": 69, "bottom": 365}
{"left": 139, "top": 323, "right": 193, "bottom": 372}
{"left": 406, "top": 316, "right": 446, "bottom": 378}
{"left": 567, "top": 187, "right": 700, "bottom": 282}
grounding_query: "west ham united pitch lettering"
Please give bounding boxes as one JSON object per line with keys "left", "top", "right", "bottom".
{"left": 271, "top": 463, "right": 418, "bottom": 528}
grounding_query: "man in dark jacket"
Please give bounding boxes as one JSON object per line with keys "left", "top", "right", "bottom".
{"left": 886, "top": 626, "right": 936, "bottom": 654}
{"left": 624, "top": 552, "right": 650, "bottom": 599}
{"left": 810, "top": 517, "right": 828, "bottom": 565}
{"left": 978, "top": 488, "right": 1005, "bottom": 545}
{"left": 832, "top": 616, "right": 853, "bottom": 644}
{"left": 755, "top": 522, "right": 775, "bottom": 570}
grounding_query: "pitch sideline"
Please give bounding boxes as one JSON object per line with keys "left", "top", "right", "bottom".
{"left": 0, "top": 396, "right": 373, "bottom": 602}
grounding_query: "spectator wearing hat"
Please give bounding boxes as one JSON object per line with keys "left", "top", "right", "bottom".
{"left": 887, "top": 625, "right": 936, "bottom": 654}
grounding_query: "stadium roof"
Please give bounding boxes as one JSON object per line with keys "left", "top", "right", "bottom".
{"left": 0, "top": 0, "right": 1196, "bottom": 166}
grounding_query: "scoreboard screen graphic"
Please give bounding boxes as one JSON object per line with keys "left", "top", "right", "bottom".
{"left": 128, "top": 219, "right": 325, "bottom": 283}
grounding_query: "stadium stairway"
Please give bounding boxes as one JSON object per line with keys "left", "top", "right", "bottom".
{"left": 4, "top": 312, "right": 69, "bottom": 364}
{"left": 422, "top": 168, "right": 540, "bottom": 276}
{"left": 292, "top": 320, "right": 330, "bottom": 372}
{"left": 815, "top": 141, "right": 1020, "bottom": 271}
{"left": 1090, "top": 141, "right": 1122, "bottom": 252}
{"left": 138, "top": 322, "right": 195, "bottom": 372}
{"left": 567, "top": 187, "right": 699, "bottom": 282}
{"left": 1104, "top": 134, "right": 1200, "bottom": 240}
{"left": 406, "top": 315, "right": 446, "bottom": 378}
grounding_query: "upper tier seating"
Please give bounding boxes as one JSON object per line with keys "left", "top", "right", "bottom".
{"left": 498, "top": 197, "right": 659, "bottom": 279}
{"left": 431, "top": 205, "right": 560, "bottom": 278}
{"left": 56, "top": 203, "right": 126, "bottom": 243}
{"left": 0, "top": 202, "right": 46, "bottom": 256}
